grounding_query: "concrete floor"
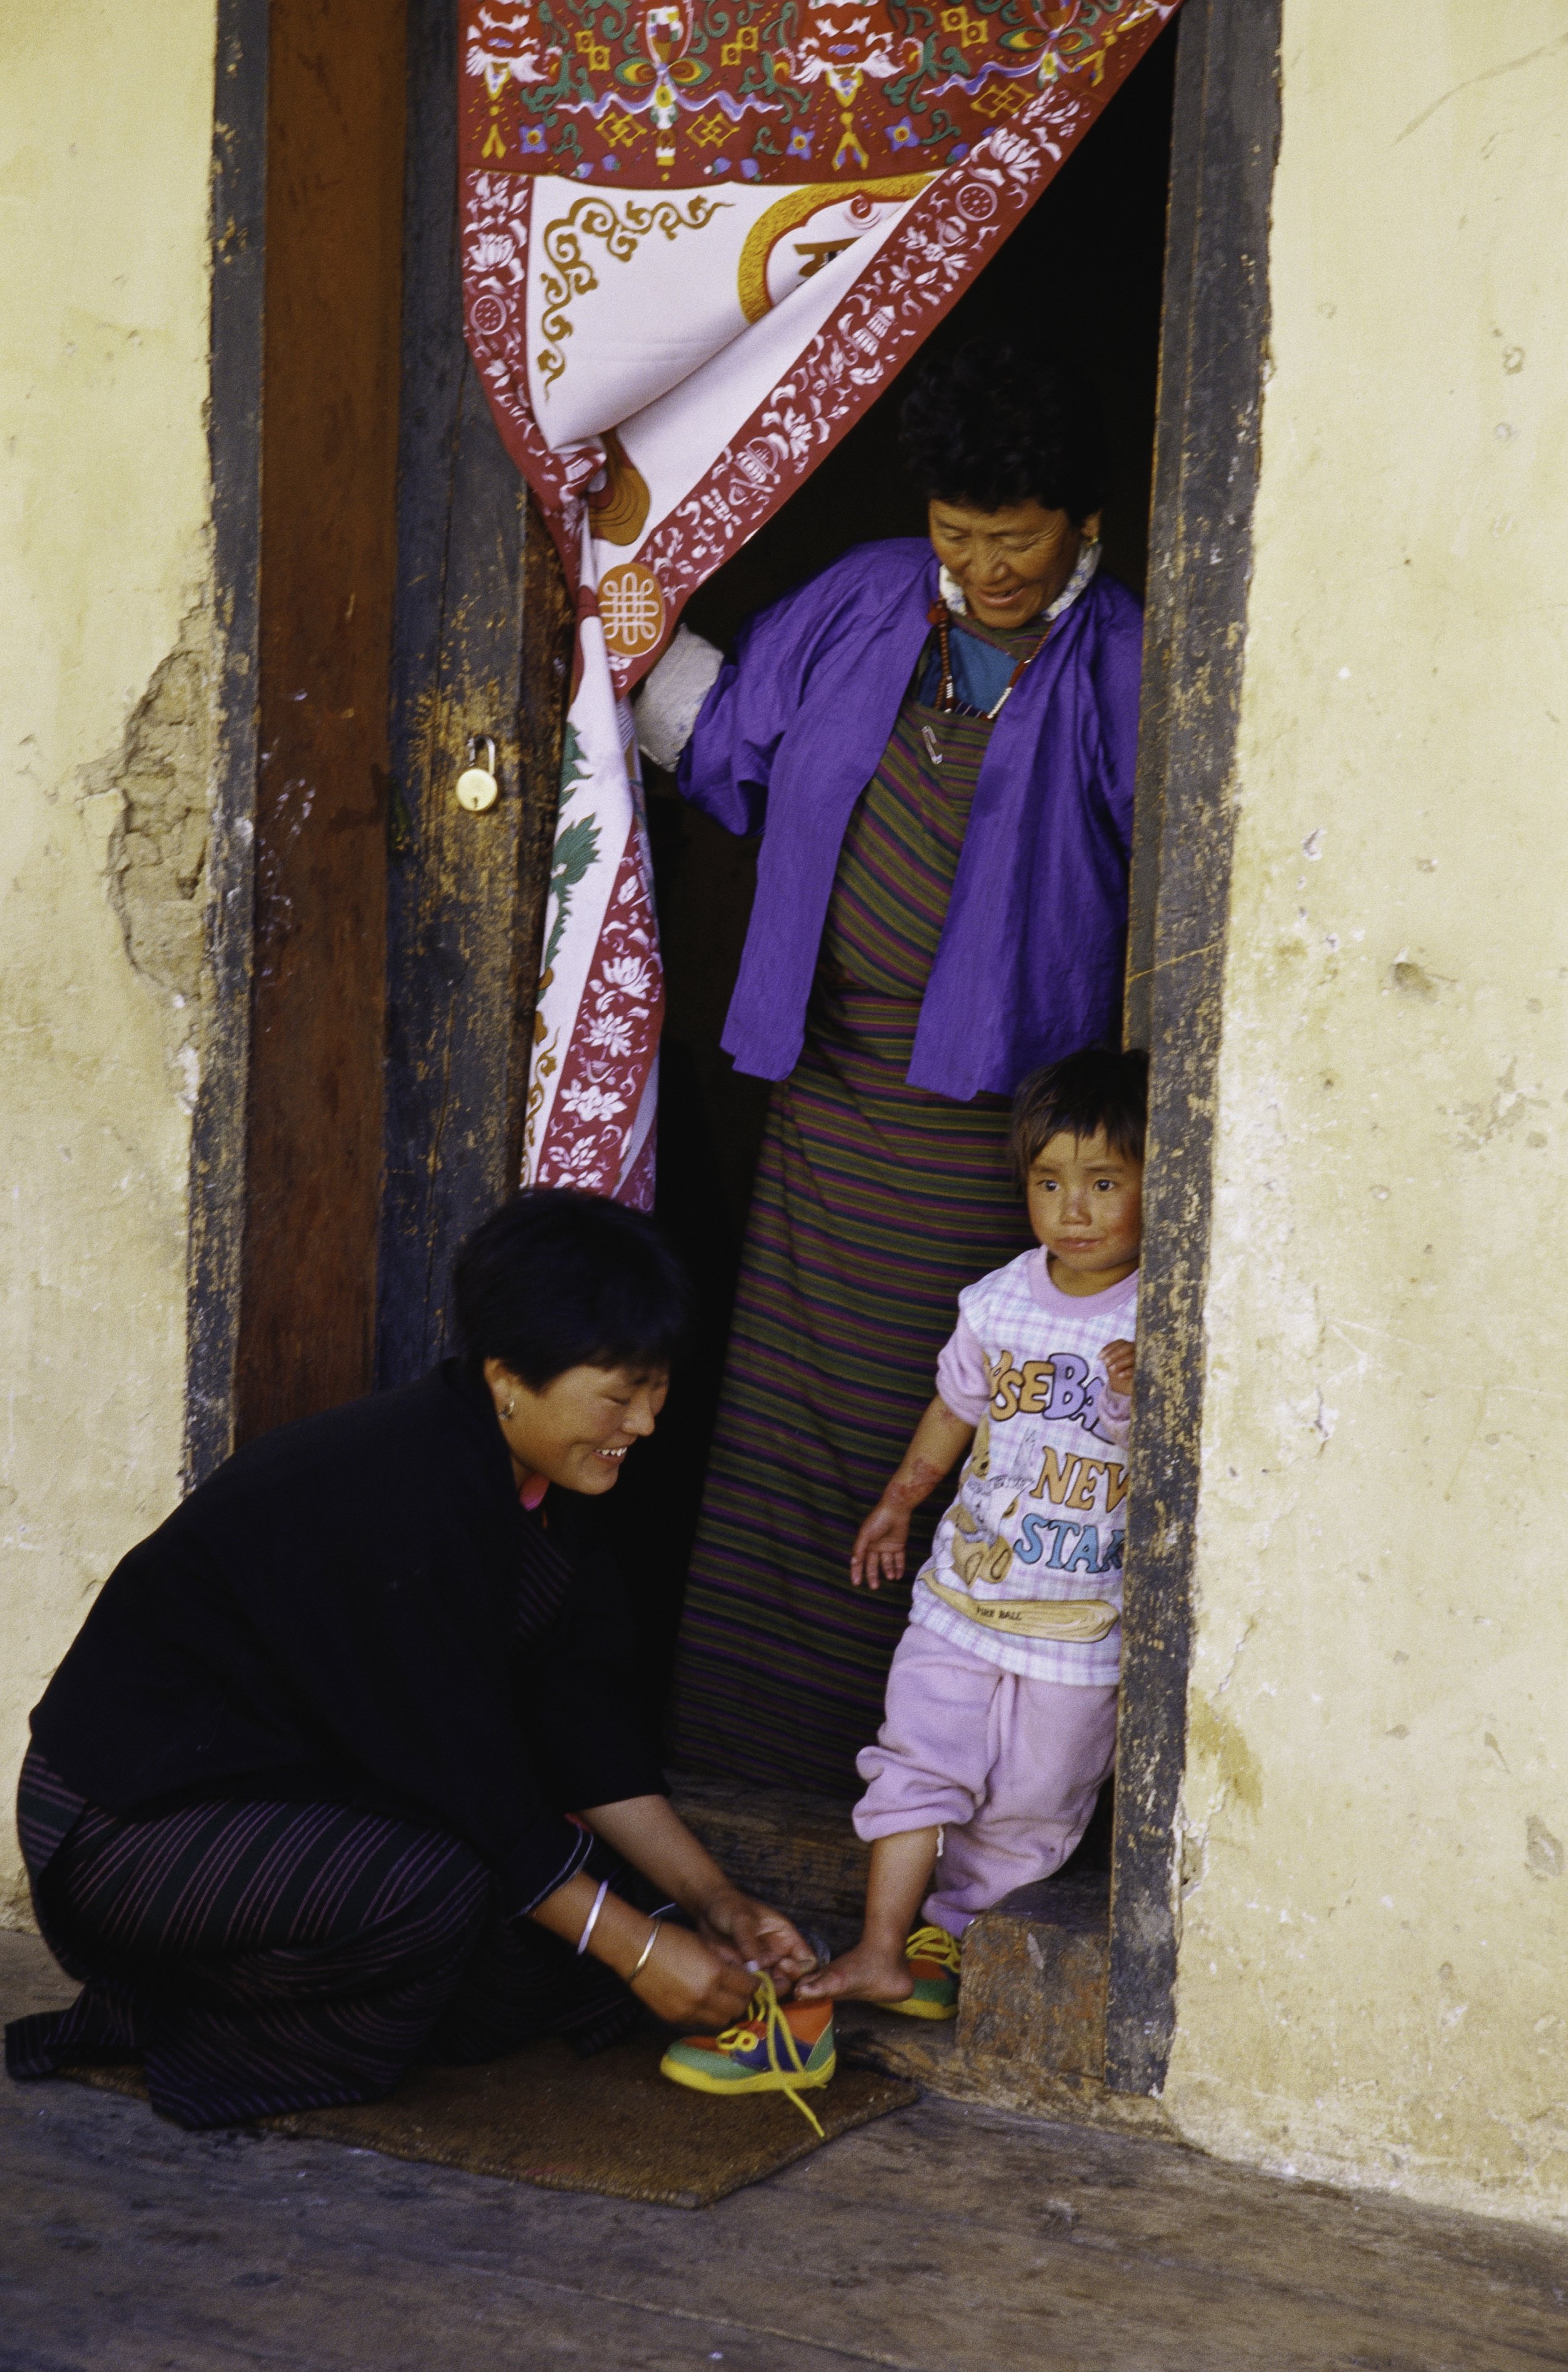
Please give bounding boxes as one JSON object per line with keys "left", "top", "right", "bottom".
{"left": 3, "top": 1931, "right": 1565, "bottom": 2372}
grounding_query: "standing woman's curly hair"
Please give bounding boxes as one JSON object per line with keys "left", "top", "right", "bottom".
{"left": 899, "top": 332, "right": 1108, "bottom": 523}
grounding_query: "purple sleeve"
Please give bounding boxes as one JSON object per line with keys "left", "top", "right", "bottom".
{"left": 1088, "top": 597, "right": 1143, "bottom": 859}
{"left": 677, "top": 578, "right": 830, "bottom": 837}
{"left": 935, "top": 1313, "right": 991, "bottom": 1427}
{"left": 676, "top": 648, "right": 766, "bottom": 835}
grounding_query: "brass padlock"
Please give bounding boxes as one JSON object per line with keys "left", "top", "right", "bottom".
{"left": 455, "top": 734, "right": 499, "bottom": 813}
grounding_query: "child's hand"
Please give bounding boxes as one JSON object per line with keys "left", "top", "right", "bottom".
{"left": 850, "top": 1400, "right": 972, "bottom": 1588}
{"left": 1100, "top": 1338, "right": 1136, "bottom": 1397}
{"left": 851, "top": 1499, "right": 911, "bottom": 1589}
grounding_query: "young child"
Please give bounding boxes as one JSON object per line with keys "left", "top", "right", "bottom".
{"left": 796, "top": 1045, "right": 1145, "bottom": 2017}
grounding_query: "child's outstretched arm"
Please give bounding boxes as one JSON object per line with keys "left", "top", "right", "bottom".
{"left": 851, "top": 1396, "right": 975, "bottom": 1589}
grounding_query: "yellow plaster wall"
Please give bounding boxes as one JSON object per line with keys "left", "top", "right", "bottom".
{"left": 0, "top": 4, "right": 218, "bottom": 1920}
{"left": 1166, "top": 1, "right": 1568, "bottom": 2223}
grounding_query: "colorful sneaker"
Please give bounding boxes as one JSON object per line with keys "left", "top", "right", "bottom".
{"left": 884, "top": 1923, "right": 961, "bottom": 2021}
{"left": 659, "top": 1973, "right": 835, "bottom": 2134}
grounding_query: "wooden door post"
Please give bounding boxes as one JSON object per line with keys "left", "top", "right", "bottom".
{"left": 377, "top": 0, "right": 573, "bottom": 1385}
{"left": 1109, "top": 0, "right": 1283, "bottom": 2095}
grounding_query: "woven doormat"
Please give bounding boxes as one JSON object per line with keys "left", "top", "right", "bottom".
{"left": 66, "top": 2031, "right": 917, "bottom": 2208}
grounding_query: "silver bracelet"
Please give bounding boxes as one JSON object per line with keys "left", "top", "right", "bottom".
{"left": 628, "top": 1922, "right": 661, "bottom": 1982}
{"left": 576, "top": 1876, "right": 610, "bottom": 1957}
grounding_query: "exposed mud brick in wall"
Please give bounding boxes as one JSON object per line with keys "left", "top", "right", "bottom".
{"left": 89, "top": 609, "right": 216, "bottom": 1105}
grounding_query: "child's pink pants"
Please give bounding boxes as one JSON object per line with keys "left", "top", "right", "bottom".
{"left": 852, "top": 1622, "right": 1118, "bottom": 1939}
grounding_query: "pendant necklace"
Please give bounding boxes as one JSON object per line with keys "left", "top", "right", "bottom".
{"left": 921, "top": 607, "right": 1046, "bottom": 771}
{"left": 923, "top": 536, "right": 1103, "bottom": 751}
{"left": 926, "top": 601, "right": 1051, "bottom": 726}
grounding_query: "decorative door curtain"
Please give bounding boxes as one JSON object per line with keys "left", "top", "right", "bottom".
{"left": 459, "top": 0, "right": 1179, "bottom": 1202}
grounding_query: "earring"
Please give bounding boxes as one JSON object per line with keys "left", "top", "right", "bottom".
{"left": 503, "top": 1398, "right": 516, "bottom": 1418}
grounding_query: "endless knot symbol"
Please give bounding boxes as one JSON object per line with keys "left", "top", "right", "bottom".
{"left": 599, "top": 563, "right": 666, "bottom": 659}
{"left": 974, "top": 81, "right": 1027, "bottom": 119}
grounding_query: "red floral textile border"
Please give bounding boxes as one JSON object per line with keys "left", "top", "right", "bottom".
{"left": 460, "top": 3, "right": 1178, "bottom": 688}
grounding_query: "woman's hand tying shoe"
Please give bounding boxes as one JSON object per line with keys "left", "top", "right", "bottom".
{"left": 697, "top": 1886, "right": 818, "bottom": 1991}
{"left": 576, "top": 1798, "right": 817, "bottom": 2002}
{"left": 626, "top": 1920, "right": 757, "bottom": 2031}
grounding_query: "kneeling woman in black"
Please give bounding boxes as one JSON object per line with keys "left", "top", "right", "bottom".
{"left": 6, "top": 1191, "right": 812, "bottom": 2130}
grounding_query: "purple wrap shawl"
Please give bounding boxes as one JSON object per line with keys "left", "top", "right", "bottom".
{"left": 677, "top": 537, "right": 1142, "bottom": 1102}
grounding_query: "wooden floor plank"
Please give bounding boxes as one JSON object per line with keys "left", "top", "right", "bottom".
{"left": 4, "top": 1932, "right": 1565, "bottom": 2372}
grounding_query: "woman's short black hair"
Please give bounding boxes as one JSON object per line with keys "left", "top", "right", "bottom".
{"left": 899, "top": 332, "right": 1107, "bottom": 522}
{"left": 1010, "top": 1045, "right": 1150, "bottom": 1183}
{"left": 452, "top": 1188, "right": 691, "bottom": 1388}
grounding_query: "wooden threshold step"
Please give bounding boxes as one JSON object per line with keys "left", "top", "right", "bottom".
{"left": 671, "top": 1774, "right": 869, "bottom": 1927}
{"left": 669, "top": 1776, "right": 1152, "bottom": 2129}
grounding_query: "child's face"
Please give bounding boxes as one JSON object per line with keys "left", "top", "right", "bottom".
{"left": 1026, "top": 1127, "right": 1143, "bottom": 1295}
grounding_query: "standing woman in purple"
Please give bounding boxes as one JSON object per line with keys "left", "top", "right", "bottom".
{"left": 652, "top": 333, "right": 1142, "bottom": 1797}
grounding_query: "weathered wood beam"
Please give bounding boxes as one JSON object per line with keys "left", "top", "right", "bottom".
{"left": 376, "top": 0, "right": 571, "bottom": 1386}
{"left": 186, "top": 0, "right": 267, "bottom": 1486}
{"left": 1108, "top": 0, "right": 1284, "bottom": 2095}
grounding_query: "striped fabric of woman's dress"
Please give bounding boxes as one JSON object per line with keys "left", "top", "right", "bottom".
{"left": 672, "top": 619, "right": 1043, "bottom": 1797}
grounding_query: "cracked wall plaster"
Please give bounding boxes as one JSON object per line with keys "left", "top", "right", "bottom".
{"left": 0, "top": 1, "right": 220, "bottom": 1925}
{"left": 87, "top": 604, "right": 215, "bottom": 1112}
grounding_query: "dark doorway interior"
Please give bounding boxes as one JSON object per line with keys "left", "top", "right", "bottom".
{"left": 603, "top": 22, "right": 1179, "bottom": 1741}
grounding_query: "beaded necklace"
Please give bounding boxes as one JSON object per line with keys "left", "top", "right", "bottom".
{"left": 927, "top": 535, "right": 1102, "bottom": 721}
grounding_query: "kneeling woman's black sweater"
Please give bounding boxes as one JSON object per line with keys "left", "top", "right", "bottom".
{"left": 29, "top": 1359, "right": 664, "bottom": 1912}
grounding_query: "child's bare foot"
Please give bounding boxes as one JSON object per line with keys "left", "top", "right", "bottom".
{"left": 795, "top": 1938, "right": 914, "bottom": 2004}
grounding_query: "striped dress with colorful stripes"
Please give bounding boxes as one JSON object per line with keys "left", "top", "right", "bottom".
{"left": 672, "top": 610, "right": 1046, "bottom": 1795}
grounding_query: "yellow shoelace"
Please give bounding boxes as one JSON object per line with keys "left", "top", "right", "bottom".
{"left": 711, "top": 1971, "right": 826, "bottom": 2138}
{"left": 907, "top": 1923, "right": 961, "bottom": 1975}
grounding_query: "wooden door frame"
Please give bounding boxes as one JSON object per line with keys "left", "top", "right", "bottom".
{"left": 191, "top": 0, "right": 1283, "bottom": 2104}
{"left": 369, "top": 0, "right": 1285, "bottom": 2100}
{"left": 1111, "top": 0, "right": 1282, "bottom": 2093}
{"left": 189, "top": 0, "right": 413, "bottom": 1474}
{"left": 374, "top": 0, "right": 573, "bottom": 1384}
{"left": 186, "top": 0, "right": 566, "bottom": 1462}
{"left": 186, "top": 0, "right": 268, "bottom": 1488}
